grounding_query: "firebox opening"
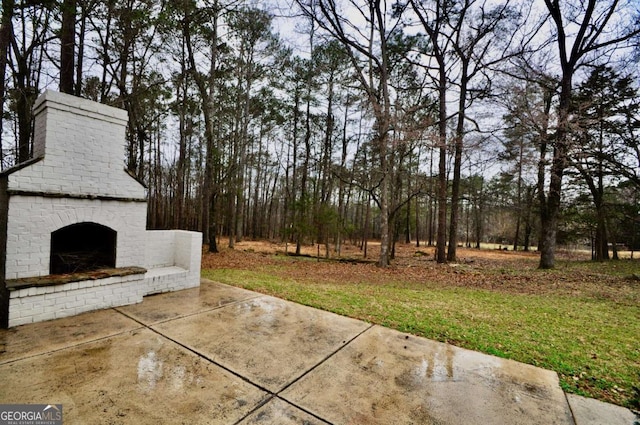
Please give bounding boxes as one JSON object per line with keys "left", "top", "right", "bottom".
{"left": 50, "top": 222, "right": 117, "bottom": 274}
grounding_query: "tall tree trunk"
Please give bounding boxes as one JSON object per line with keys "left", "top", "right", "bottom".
{"left": 228, "top": 91, "right": 241, "bottom": 249}
{"left": 415, "top": 194, "right": 420, "bottom": 247}
{"left": 405, "top": 195, "right": 411, "bottom": 244}
{"left": 374, "top": 1, "right": 391, "bottom": 267}
{"left": 74, "top": 0, "right": 87, "bottom": 96}
{"left": 427, "top": 147, "right": 435, "bottom": 246}
{"left": 594, "top": 205, "right": 609, "bottom": 261}
{"left": 536, "top": 85, "right": 553, "bottom": 261}
{"left": 287, "top": 86, "right": 300, "bottom": 246}
{"left": 363, "top": 193, "right": 371, "bottom": 258}
{"left": 183, "top": 1, "right": 220, "bottom": 251}
{"left": 610, "top": 226, "right": 619, "bottom": 260}
{"left": 98, "top": 3, "right": 113, "bottom": 102}
{"left": 252, "top": 124, "right": 264, "bottom": 239}
{"left": 319, "top": 74, "right": 334, "bottom": 257}
{"left": 296, "top": 57, "right": 313, "bottom": 255}
{"left": 15, "top": 64, "right": 34, "bottom": 163}
{"left": 60, "top": 0, "right": 76, "bottom": 94}
{"left": 447, "top": 67, "right": 468, "bottom": 261}
{"left": 578, "top": 166, "right": 609, "bottom": 261}
{"left": 473, "top": 178, "right": 484, "bottom": 249}
{"left": 513, "top": 138, "right": 525, "bottom": 251}
{"left": 236, "top": 66, "right": 253, "bottom": 244}
{"left": 435, "top": 66, "right": 448, "bottom": 263}
{"left": 336, "top": 99, "right": 350, "bottom": 256}
{"left": 465, "top": 198, "right": 471, "bottom": 247}
{"left": 0, "top": 0, "right": 14, "bottom": 166}
{"left": 523, "top": 186, "right": 534, "bottom": 251}
{"left": 539, "top": 76, "right": 570, "bottom": 269}
{"left": 175, "top": 58, "right": 189, "bottom": 228}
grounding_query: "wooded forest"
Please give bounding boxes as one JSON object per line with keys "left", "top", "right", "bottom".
{"left": 1, "top": 0, "right": 639, "bottom": 268}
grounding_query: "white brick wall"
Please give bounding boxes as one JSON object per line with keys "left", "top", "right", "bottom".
{"left": 8, "top": 274, "right": 144, "bottom": 327}
{"left": 7, "top": 230, "right": 202, "bottom": 327}
{"left": 5, "top": 196, "right": 147, "bottom": 279}
{"left": 144, "top": 230, "right": 203, "bottom": 271}
{"left": 145, "top": 231, "right": 177, "bottom": 268}
{"left": 8, "top": 90, "right": 145, "bottom": 199}
{"left": 143, "top": 230, "right": 202, "bottom": 295}
{"left": 175, "top": 230, "right": 202, "bottom": 271}
{"left": 2, "top": 91, "right": 202, "bottom": 327}
{"left": 3, "top": 90, "right": 148, "bottom": 281}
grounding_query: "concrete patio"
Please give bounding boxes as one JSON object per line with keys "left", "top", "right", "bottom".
{"left": 0, "top": 280, "right": 637, "bottom": 424}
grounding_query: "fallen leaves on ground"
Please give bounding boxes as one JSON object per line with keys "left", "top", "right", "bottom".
{"left": 202, "top": 240, "right": 639, "bottom": 305}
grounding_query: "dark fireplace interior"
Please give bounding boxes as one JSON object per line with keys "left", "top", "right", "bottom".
{"left": 50, "top": 222, "right": 117, "bottom": 274}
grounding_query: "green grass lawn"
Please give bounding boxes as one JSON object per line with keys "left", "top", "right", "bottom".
{"left": 202, "top": 255, "right": 640, "bottom": 408}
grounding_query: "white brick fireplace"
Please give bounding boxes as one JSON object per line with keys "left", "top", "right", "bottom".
{"left": 0, "top": 91, "right": 202, "bottom": 328}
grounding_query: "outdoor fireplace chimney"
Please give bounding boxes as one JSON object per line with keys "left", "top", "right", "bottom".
{"left": 0, "top": 91, "right": 201, "bottom": 328}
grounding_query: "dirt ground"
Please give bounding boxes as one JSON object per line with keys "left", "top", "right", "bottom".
{"left": 202, "top": 240, "right": 638, "bottom": 304}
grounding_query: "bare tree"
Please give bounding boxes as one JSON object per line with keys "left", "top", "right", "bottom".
{"left": 571, "top": 65, "right": 638, "bottom": 261}
{"left": 181, "top": 0, "right": 225, "bottom": 252}
{"left": 7, "top": 1, "right": 55, "bottom": 163}
{"left": 537, "top": 0, "right": 640, "bottom": 268}
{"left": 406, "top": 0, "right": 518, "bottom": 262}
{"left": 295, "top": 0, "right": 398, "bottom": 266}
{"left": 445, "top": 0, "right": 517, "bottom": 261}
{"left": 407, "top": 0, "right": 449, "bottom": 263}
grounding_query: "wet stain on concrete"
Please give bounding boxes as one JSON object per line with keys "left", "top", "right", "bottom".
{"left": 0, "top": 309, "right": 140, "bottom": 364}
{"left": 281, "top": 325, "right": 574, "bottom": 425}
{"left": 116, "top": 281, "right": 259, "bottom": 325}
{"left": 153, "top": 295, "right": 369, "bottom": 392}
{"left": 0, "top": 328, "right": 268, "bottom": 424}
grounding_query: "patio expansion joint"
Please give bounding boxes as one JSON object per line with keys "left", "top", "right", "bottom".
{"left": 228, "top": 394, "right": 334, "bottom": 425}
{"left": 229, "top": 394, "right": 277, "bottom": 425}
{"left": 277, "top": 322, "right": 374, "bottom": 395}
{"left": 113, "top": 293, "right": 264, "bottom": 327}
{"left": 110, "top": 302, "right": 372, "bottom": 425}
{"left": 0, "top": 316, "right": 146, "bottom": 366}
{"left": 228, "top": 322, "right": 375, "bottom": 425}
{"left": 263, "top": 323, "right": 376, "bottom": 425}
{"left": 563, "top": 391, "right": 579, "bottom": 425}
{"left": 113, "top": 305, "right": 275, "bottom": 394}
